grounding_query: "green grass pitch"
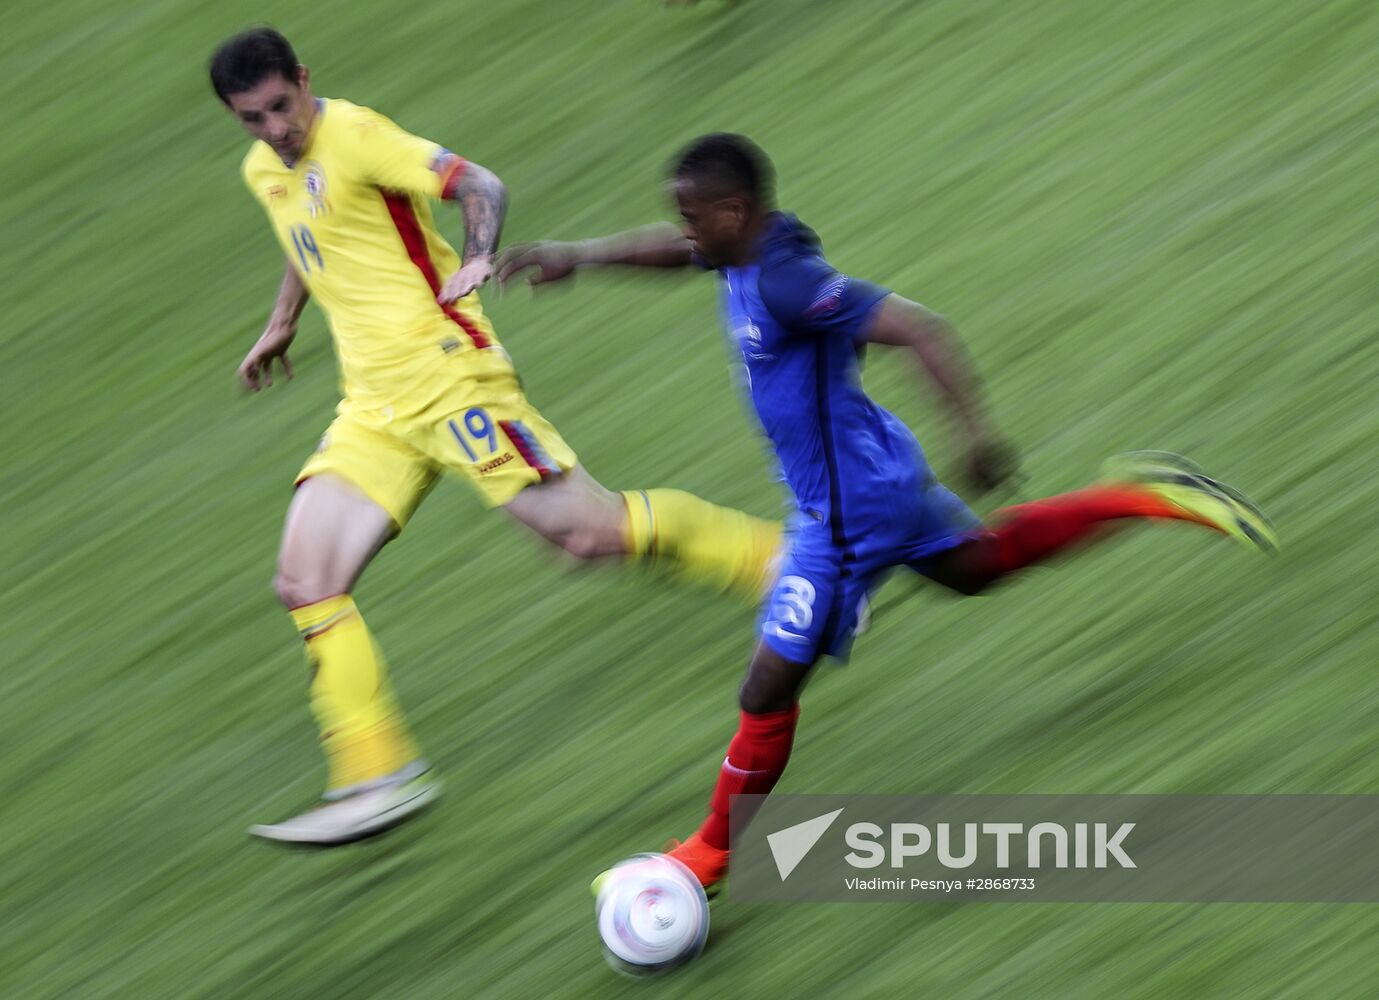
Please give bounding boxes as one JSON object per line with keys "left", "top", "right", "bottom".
{"left": 2, "top": 0, "right": 1377, "bottom": 996}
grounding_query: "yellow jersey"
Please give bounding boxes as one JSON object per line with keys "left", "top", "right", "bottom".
{"left": 242, "top": 98, "right": 494, "bottom": 408}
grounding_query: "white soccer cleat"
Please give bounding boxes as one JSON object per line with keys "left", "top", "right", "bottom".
{"left": 248, "top": 763, "right": 440, "bottom": 845}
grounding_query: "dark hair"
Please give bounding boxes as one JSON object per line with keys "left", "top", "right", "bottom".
{"left": 673, "top": 133, "right": 775, "bottom": 204}
{"left": 210, "top": 28, "right": 299, "bottom": 103}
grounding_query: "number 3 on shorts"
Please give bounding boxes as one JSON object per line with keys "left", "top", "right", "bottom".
{"left": 447, "top": 407, "right": 498, "bottom": 462}
{"left": 766, "top": 575, "right": 817, "bottom": 645}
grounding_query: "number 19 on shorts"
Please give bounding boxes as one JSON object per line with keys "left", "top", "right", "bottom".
{"left": 448, "top": 408, "right": 497, "bottom": 461}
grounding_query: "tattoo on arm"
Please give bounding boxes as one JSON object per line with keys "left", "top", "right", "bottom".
{"left": 454, "top": 164, "right": 507, "bottom": 262}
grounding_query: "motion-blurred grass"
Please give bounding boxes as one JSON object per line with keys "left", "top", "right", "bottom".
{"left": 2, "top": 1, "right": 1377, "bottom": 997}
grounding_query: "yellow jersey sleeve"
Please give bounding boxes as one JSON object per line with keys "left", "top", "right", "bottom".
{"left": 240, "top": 144, "right": 276, "bottom": 206}
{"left": 338, "top": 105, "right": 467, "bottom": 200}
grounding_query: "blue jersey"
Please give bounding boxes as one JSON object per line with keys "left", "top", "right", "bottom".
{"left": 714, "top": 213, "right": 918, "bottom": 535}
{"left": 708, "top": 212, "right": 979, "bottom": 662}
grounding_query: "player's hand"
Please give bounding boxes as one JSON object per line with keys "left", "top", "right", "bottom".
{"left": 438, "top": 257, "right": 495, "bottom": 305}
{"left": 964, "top": 434, "right": 1021, "bottom": 495}
{"left": 496, "top": 242, "right": 579, "bottom": 289}
{"left": 238, "top": 321, "right": 296, "bottom": 392}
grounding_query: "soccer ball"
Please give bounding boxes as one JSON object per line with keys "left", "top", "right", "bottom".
{"left": 595, "top": 853, "right": 710, "bottom": 975}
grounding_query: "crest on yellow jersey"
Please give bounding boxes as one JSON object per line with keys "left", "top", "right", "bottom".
{"left": 303, "top": 161, "right": 330, "bottom": 218}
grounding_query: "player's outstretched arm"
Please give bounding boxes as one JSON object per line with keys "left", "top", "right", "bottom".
{"left": 438, "top": 161, "right": 508, "bottom": 304}
{"left": 864, "top": 295, "right": 1019, "bottom": 493}
{"left": 496, "top": 223, "right": 694, "bottom": 289}
{"left": 239, "top": 258, "right": 308, "bottom": 392}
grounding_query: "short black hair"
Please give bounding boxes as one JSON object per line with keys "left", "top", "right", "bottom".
{"left": 673, "top": 133, "right": 775, "bottom": 204}
{"left": 210, "top": 28, "right": 299, "bottom": 104}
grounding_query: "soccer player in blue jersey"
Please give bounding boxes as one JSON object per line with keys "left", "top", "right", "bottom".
{"left": 497, "top": 133, "right": 1274, "bottom": 888}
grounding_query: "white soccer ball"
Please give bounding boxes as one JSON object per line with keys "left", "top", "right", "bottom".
{"left": 595, "top": 853, "right": 710, "bottom": 975}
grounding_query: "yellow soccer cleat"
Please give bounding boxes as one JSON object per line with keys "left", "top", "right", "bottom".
{"left": 1101, "top": 451, "right": 1278, "bottom": 554}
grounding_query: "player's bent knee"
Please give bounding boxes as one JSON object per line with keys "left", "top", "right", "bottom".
{"left": 738, "top": 673, "right": 798, "bottom": 715}
{"left": 558, "top": 526, "right": 621, "bottom": 561}
{"left": 739, "top": 685, "right": 796, "bottom": 715}
{"left": 920, "top": 543, "right": 998, "bottom": 597}
{"left": 274, "top": 570, "right": 346, "bottom": 610}
{"left": 272, "top": 572, "right": 305, "bottom": 609}
{"left": 559, "top": 532, "right": 600, "bottom": 560}
{"left": 739, "top": 643, "right": 814, "bottom": 713}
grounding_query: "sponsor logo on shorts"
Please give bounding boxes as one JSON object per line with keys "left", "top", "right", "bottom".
{"left": 477, "top": 451, "right": 516, "bottom": 475}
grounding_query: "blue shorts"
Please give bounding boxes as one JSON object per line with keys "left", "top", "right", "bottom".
{"left": 759, "top": 476, "right": 980, "bottom": 664}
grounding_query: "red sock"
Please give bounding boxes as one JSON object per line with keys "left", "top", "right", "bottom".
{"left": 974, "top": 484, "right": 1201, "bottom": 579}
{"left": 698, "top": 705, "right": 800, "bottom": 851}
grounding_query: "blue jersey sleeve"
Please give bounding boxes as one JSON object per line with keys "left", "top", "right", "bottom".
{"left": 758, "top": 255, "right": 890, "bottom": 341}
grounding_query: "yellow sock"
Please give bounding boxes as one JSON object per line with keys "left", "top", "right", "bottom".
{"left": 621, "top": 489, "right": 781, "bottom": 600}
{"left": 289, "top": 595, "right": 421, "bottom": 793}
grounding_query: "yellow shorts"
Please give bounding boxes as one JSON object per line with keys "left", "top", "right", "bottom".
{"left": 297, "top": 347, "right": 577, "bottom": 527}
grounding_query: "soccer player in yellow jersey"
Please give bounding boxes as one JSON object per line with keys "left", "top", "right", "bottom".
{"left": 210, "top": 28, "right": 779, "bottom": 844}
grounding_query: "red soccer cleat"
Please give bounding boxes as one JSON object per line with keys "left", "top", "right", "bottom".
{"left": 666, "top": 832, "right": 731, "bottom": 891}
